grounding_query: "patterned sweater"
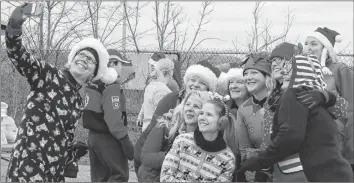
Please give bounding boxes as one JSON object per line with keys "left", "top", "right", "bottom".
{"left": 5, "top": 28, "right": 82, "bottom": 181}
{"left": 160, "top": 133, "right": 235, "bottom": 182}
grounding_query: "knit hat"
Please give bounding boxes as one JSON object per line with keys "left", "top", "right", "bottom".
{"left": 67, "top": 38, "right": 118, "bottom": 84}
{"left": 242, "top": 51, "right": 271, "bottom": 76}
{"left": 1, "top": 102, "right": 8, "bottom": 117}
{"left": 289, "top": 54, "right": 326, "bottom": 90}
{"left": 107, "top": 49, "right": 135, "bottom": 85}
{"left": 184, "top": 60, "right": 226, "bottom": 92}
{"left": 307, "top": 27, "right": 343, "bottom": 75}
{"left": 270, "top": 42, "right": 303, "bottom": 60}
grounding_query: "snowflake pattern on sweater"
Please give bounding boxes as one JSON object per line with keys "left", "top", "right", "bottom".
{"left": 160, "top": 133, "right": 235, "bottom": 182}
{"left": 5, "top": 31, "right": 82, "bottom": 182}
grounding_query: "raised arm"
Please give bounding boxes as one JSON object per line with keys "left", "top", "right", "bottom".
{"left": 6, "top": 4, "right": 49, "bottom": 86}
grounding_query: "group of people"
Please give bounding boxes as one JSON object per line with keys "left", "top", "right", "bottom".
{"left": 1, "top": 3, "right": 353, "bottom": 182}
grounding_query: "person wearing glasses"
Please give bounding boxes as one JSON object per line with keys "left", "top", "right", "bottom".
{"left": 83, "top": 49, "right": 135, "bottom": 182}
{"left": 4, "top": 3, "right": 118, "bottom": 182}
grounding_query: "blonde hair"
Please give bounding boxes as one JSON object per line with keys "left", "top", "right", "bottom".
{"left": 265, "top": 74, "right": 276, "bottom": 96}
{"left": 158, "top": 91, "right": 211, "bottom": 140}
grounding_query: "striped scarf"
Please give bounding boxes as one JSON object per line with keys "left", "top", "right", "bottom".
{"left": 289, "top": 54, "right": 326, "bottom": 90}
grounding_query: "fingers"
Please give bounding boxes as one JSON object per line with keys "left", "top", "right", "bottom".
{"left": 308, "top": 102, "right": 316, "bottom": 110}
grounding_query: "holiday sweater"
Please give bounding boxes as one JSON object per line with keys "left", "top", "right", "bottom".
{"left": 5, "top": 28, "right": 82, "bottom": 182}
{"left": 142, "top": 81, "right": 171, "bottom": 131}
{"left": 83, "top": 80, "right": 133, "bottom": 160}
{"left": 160, "top": 132, "right": 235, "bottom": 182}
{"left": 257, "top": 88, "right": 353, "bottom": 182}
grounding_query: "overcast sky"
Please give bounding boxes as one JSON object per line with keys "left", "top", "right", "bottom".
{"left": 1, "top": 1, "right": 353, "bottom": 53}
{"left": 130, "top": 1, "right": 353, "bottom": 52}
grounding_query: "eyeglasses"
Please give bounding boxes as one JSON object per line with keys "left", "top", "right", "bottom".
{"left": 77, "top": 52, "right": 96, "bottom": 64}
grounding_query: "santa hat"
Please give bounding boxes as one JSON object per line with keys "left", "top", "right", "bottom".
{"left": 184, "top": 60, "right": 226, "bottom": 92}
{"left": 242, "top": 51, "right": 271, "bottom": 76}
{"left": 289, "top": 54, "right": 326, "bottom": 90}
{"left": 67, "top": 38, "right": 118, "bottom": 84}
{"left": 307, "top": 27, "right": 343, "bottom": 75}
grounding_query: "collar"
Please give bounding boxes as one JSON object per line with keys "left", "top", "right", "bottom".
{"left": 252, "top": 95, "right": 267, "bottom": 108}
{"left": 193, "top": 127, "right": 227, "bottom": 152}
{"left": 61, "top": 69, "right": 82, "bottom": 90}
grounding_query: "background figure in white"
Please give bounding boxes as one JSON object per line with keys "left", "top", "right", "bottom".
{"left": 1, "top": 102, "right": 18, "bottom": 144}
{"left": 142, "top": 57, "right": 174, "bottom": 132}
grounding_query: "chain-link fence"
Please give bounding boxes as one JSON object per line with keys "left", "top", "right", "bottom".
{"left": 1, "top": 48, "right": 353, "bottom": 126}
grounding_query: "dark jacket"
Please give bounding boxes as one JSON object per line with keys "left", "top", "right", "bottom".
{"left": 257, "top": 88, "right": 353, "bottom": 182}
{"left": 83, "top": 80, "right": 134, "bottom": 160}
{"left": 134, "top": 90, "right": 184, "bottom": 174}
{"left": 325, "top": 58, "right": 353, "bottom": 164}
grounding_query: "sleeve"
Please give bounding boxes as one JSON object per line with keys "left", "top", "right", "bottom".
{"left": 337, "top": 66, "right": 354, "bottom": 163}
{"left": 235, "top": 109, "right": 253, "bottom": 162}
{"left": 64, "top": 116, "right": 79, "bottom": 167}
{"left": 101, "top": 84, "right": 127, "bottom": 140}
{"left": 217, "top": 155, "right": 236, "bottom": 182}
{"left": 160, "top": 135, "right": 183, "bottom": 182}
{"left": 6, "top": 21, "right": 47, "bottom": 86}
{"left": 325, "top": 92, "right": 349, "bottom": 120}
{"left": 257, "top": 88, "right": 308, "bottom": 168}
{"left": 140, "top": 126, "right": 167, "bottom": 169}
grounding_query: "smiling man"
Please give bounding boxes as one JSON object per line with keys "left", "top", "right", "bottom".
{"left": 4, "top": 3, "right": 118, "bottom": 182}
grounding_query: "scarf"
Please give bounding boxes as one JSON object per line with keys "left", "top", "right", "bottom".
{"left": 194, "top": 127, "right": 227, "bottom": 152}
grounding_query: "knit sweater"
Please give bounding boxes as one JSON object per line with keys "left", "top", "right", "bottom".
{"left": 160, "top": 133, "right": 235, "bottom": 182}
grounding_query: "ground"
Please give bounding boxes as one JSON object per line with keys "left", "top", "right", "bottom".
{"left": 1, "top": 156, "right": 138, "bottom": 182}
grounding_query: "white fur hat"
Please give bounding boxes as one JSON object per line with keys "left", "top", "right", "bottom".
{"left": 222, "top": 67, "right": 244, "bottom": 91}
{"left": 184, "top": 60, "right": 226, "bottom": 92}
{"left": 67, "top": 38, "right": 118, "bottom": 84}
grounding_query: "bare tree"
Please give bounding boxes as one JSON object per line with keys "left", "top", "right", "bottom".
{"left": 235, "top": 1, "right": 295, "bottom": 53}
{"left": 123, "top": 1, "right": 151, "bottom": 52}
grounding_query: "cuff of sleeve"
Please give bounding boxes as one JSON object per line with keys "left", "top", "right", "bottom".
{"left": 6, "top": 23, "right": 23, "bottom": 37}
{"left": 324, "top": 91, "right": 337, "bottom": 108}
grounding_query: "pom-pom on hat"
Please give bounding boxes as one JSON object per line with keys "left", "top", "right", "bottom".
{"left": 184, "top": 60, "right": 226, "bottom": 92}
{"left": 67, "top": 38, "right": 118, "bottom": 84}
{"left": 307, "top": 27, "right": 342, "bottom": 75}
{"left": 242, "top": 51, "right": 271, "bottom": 76}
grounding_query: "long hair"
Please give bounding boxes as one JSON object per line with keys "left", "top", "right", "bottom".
{"left": 156, "top": 91, "right": 203, "bottom": 140}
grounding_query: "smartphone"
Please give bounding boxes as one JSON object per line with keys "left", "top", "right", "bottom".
{"left": 23, "top": 2, "right": 44, "bottom": 17}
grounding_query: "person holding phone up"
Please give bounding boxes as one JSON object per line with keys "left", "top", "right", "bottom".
{"left": 4, "top": 3, "right": 118, "bottom": 182}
